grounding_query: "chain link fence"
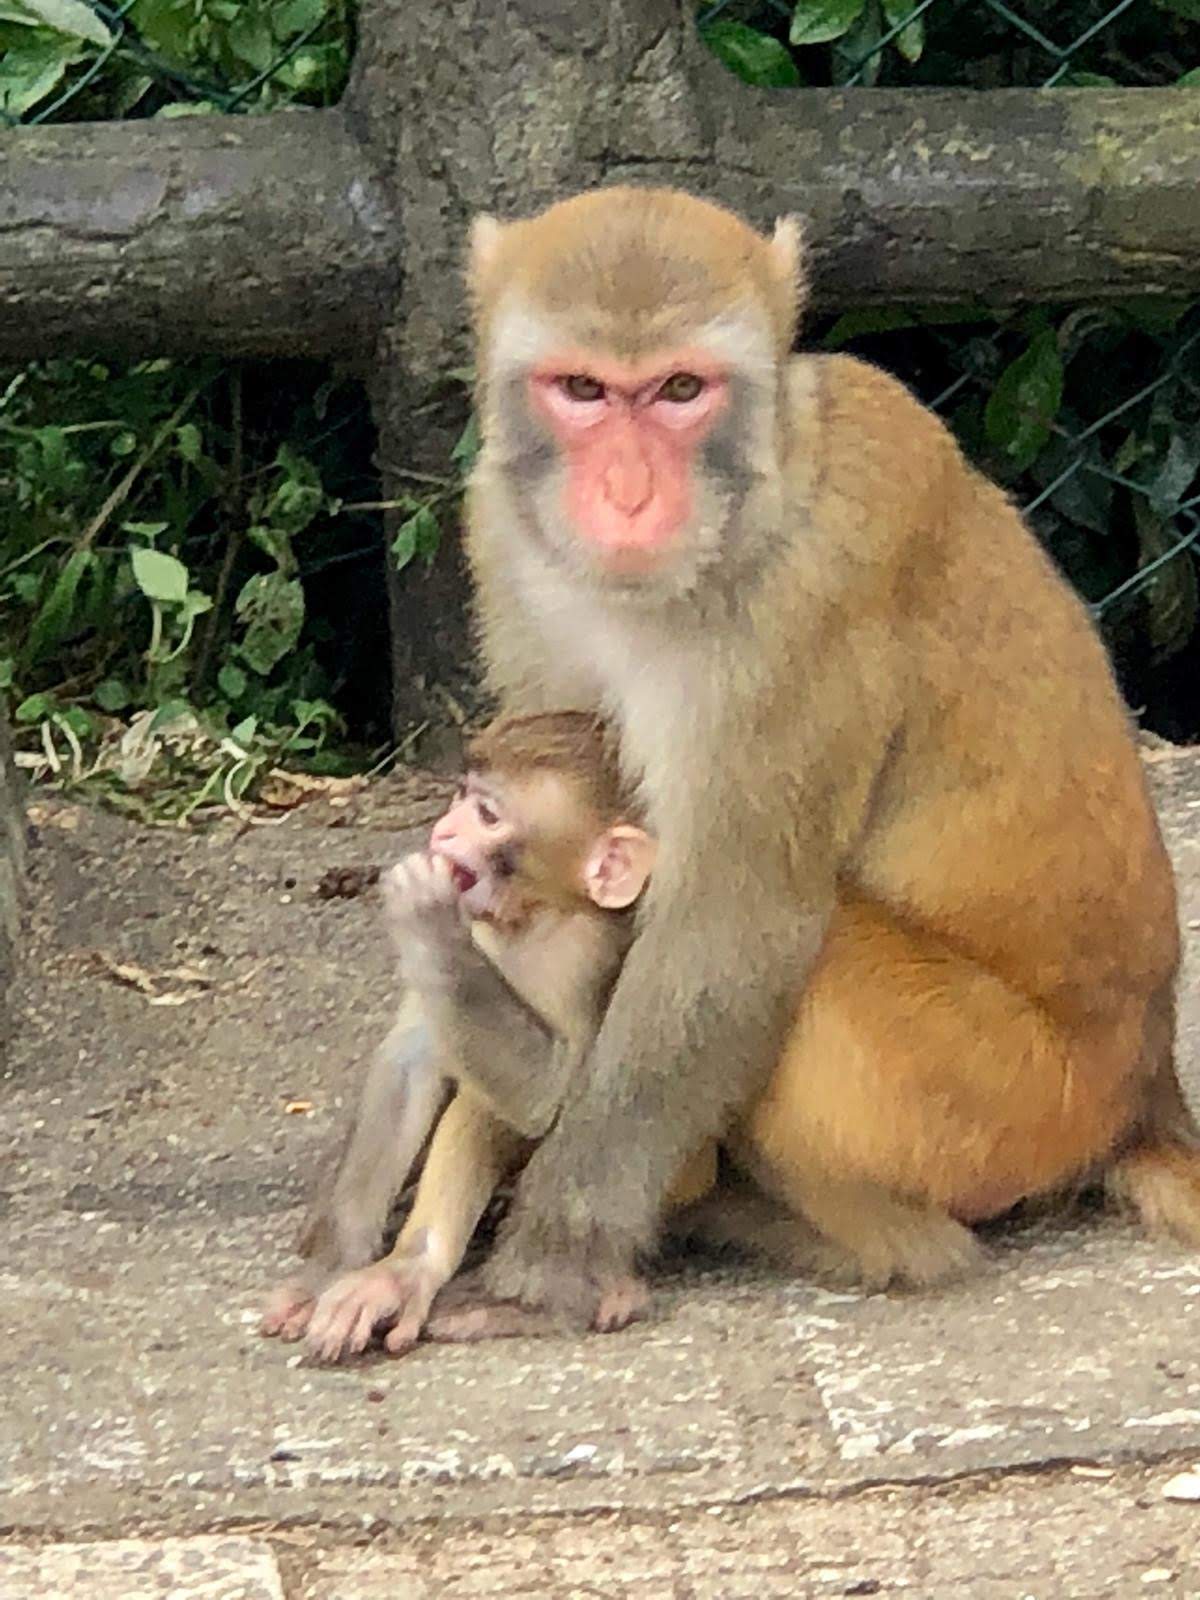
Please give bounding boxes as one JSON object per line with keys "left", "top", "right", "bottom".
{"left": 695, "top": 1, "right": 1200, "bottom": 727}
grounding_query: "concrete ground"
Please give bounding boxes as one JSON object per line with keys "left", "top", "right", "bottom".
{"left": 3, "top": 747, "right": 1200, "bottom": 1597}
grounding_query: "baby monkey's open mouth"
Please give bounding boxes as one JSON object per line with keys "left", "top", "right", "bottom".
{"left": 450, "top": 862, "right": 478, "bottom": 896}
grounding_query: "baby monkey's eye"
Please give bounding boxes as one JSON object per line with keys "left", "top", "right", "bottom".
{"left": 562, "top": 374, "right": 605, "bottom": 402}
{"left": 657, "top": 372, "right": 704, "bottom": 403}
{"left": 476, "top": 799, "right": 500, "bottom": 827}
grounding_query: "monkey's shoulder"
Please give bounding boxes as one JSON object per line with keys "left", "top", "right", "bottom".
{"left": 784, "top": 352, "right": 963, "bottom": 530}
{"left": 792, "top": 351, "right": 953, "bottom": 453}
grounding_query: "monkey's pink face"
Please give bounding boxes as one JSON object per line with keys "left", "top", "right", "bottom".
{"left": 528, "top": 351, "right": 729, "bottom": 575}
{"left": 428, "top": 780, "right": 516, "bottom": 919}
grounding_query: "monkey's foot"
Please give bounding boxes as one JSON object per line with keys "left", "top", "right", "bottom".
{"left": 260, "top": 1280, "right": 318, "bottom": 1342}
{"left": 305, "top": 1260, "right": 439, "bottom": 1363}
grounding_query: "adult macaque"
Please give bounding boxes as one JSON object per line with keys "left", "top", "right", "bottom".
{"left": 448, "top": 184, "right": 1196, "bottom": 1326}
{"left": 262, "top": 712, "right": 713, "bottom": 1360}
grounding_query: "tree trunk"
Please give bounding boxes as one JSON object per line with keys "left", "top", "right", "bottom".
{"left": 0, "top": 702, "right": 26, "bottom": 1056}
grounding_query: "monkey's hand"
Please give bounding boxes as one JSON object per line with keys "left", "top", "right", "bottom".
{"left": 383, "top": 853, "right": 471, "bottom": 990}
{"left": 475, "top": 1099, "right": 658, "bottom": 1322}
{"left": 304, "top": 1257, "right": 443, "bottom": 1363}
{"left": 423, "top": 1270, "right": 649, "bottom": 1343}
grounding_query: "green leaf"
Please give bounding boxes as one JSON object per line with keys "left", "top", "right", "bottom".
{"left": 110, "top": 430, "right": 138, "bottom": 457}
{"left": 230, "top": 715, "right": 259, "bottom": 745}
{"left": 1154, "top": 0, "right": 1200, "bottom": 20}
{"left": 274, "top": 0, "right": 325, "bottom": 35}
{"left": 175, "top": 422, "right": 203, "bottom": 463}
{"left": 984, "top": 331, "right": 1064, "bottom": 472}
{"left": 1147, "top": 429, "right": 1200, "bottom": 514}
{"left": 228, "top": 9, "right": 274, "bottom": 71}
{"left": 10, "top": 0, "right": 111, "bottom": 45}
{"left": 218, "top": 663, "right": 247, "bottom": 700}
{"left": 94, "top": 677, "right": 131, "bottom": 712}
{"left": 0, "top": 658, "right": 12, "bottom": 690}
{"left": 823, "top": 308, "right": 921, "bottom": 347}
{"left": 24, "top": 548, "right": 92, "bottom": 664}
{"left": 15, "top": 691, "right": 57, "bottom": 724}
{"left": 700, "top": 20, "right": 801, "bottom": 87}
{"left": 392, "top": 504, "right": 441, "bottom": 571}
{"left": 155, "top": 100, "right": 223, "bottom": 118}
{"left": 234, "top": 572, "right": 305, "bottom": 675}
{"left": 881, "top": 0, "right": 923, "bottom": 62}
{"left": 55, "top": 704, "right": 96, "bottom": 739}
{"left": 1134, "top": 496, "right": 1199, "bottom": 662}
{"left": 832, "top": 0, "right": 882, "bottom": 83}
{"left": 790, "top": 0, "right": 865, "bottom": 46}
{"left": 121, "top": 520, "right": 169, "bottom": 539}
{"left": 1058, "top": 71, "right": 1117, "bottom": 87}
{"left": 1178, "top": 67, "right": 1200, "bottom": 86}
{"left": 450, "top": 411, "right": 481, "bottom": 469}
{"left": 180, "top": 589, "right": 214, "bottom": 622}
{"left": 247, "top": 522, "right": 297, "bottom": 574}
{"left": 131, "top": 546, "right": 189, "bottom": 605}
{"left": 148, "top": 698, "right": 193, "bottom": 731}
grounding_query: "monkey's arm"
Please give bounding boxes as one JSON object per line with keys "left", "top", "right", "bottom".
{"left": 483, "top": 819, "right": 834, "bottom": 1318}
{"left": 409, "top": 926, "right": 573, "bottom": 1139}
{"left": 390, "top": 855, "right": 574, "bottom": 1137}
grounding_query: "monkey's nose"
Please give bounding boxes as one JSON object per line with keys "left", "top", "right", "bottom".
{"left": 603, "top": 448, "right": 652, "bottom": 515}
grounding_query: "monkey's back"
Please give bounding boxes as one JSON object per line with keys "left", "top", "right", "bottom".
{"left": 801, "top": 354, "right": 1178, "bottom": 1015}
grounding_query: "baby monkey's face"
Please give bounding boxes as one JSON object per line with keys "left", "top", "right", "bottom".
{"left": 429, "top": 774, "right": 525, "bottom": 921}
{"left": 428, "top": 767, "right": 656, "bottom": 926}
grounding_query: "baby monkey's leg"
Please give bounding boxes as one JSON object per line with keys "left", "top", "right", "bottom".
{"left": 305, "top": 1089, "right": 524, "bottom": 1362}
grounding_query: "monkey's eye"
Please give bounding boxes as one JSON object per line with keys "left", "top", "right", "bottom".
{"left": 562, "top": 374, "right": 605, "bottom": 402}
{"left": 657, "top": 372, "right": 704, "bottom": 403}
{"left": 476, "top": 798, "right": 500, "bottom": 827}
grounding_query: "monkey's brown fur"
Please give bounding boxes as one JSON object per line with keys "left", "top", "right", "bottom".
{"left": 456, "top": 185, "right": 1194, "bottom": 1317}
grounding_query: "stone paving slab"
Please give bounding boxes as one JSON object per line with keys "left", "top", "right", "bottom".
{"left": 300, "top": 1465, "right": 1200, "bottom": 1598}
{"left": 0, "top": 1536, "right": 283, "bottom": 1599}
{"left": 2, "top": 755, "right": 1200, "bottom": 1549}
{"left": 787, "top": 1221, "right": 1200, "bottom": 1475}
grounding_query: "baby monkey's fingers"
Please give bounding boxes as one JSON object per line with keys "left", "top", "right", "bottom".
{"left": 305, "top": 1259, "right": 440, "bottom": 1364}
{"left": 260, "top": 1279, "right": 318, "bottom": 1341}
{"left": 382, "top": 852, "right": 459, "bottom": 925}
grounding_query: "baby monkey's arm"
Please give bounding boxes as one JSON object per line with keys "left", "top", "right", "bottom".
{"left": 387, "top": 852, "right": 573, "bottom": 1138}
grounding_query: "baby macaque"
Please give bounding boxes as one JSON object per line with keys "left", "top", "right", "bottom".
{"left": 262, "top": 711, "right": 714, "bottom": 1362}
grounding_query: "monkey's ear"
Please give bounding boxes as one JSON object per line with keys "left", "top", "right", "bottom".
{"left": 768, "top": 214, "right": 808, "bottom": 333}
{"left": 469, "top": 215, "right": 506, "bottom": 288}
{"left": 584, "top": 825, "right": 657, "bottom": 911}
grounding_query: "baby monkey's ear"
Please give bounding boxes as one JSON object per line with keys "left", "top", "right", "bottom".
{"left": 583, "top": 825, "right": 657, "bottom": 911}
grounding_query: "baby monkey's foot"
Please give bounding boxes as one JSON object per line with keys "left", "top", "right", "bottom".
{"left": 260, "top": 1279, "right": 319, "bottom": 1342}
{"left": 305, "top": 1258, "right": 440, "bottom": 1364}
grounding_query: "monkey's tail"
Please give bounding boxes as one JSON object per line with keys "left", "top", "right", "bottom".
{"left": 1105, "top": 1058, "right": 1200, "bottom": 1246}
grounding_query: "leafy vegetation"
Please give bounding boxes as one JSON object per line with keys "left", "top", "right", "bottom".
{"left": 2, "top": 0, "right": 1200, "bottom": 823}
{"left": 702, "top": 0, "right": 1200, "bottom": 734}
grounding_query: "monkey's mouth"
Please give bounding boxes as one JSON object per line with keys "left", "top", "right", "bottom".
{"left": 450, "top": 863, "right": 478, "bottom": 896}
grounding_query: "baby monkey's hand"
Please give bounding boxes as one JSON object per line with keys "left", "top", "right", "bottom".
{"left": 383, "top": 852, "right": 470, "bottom": 986}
